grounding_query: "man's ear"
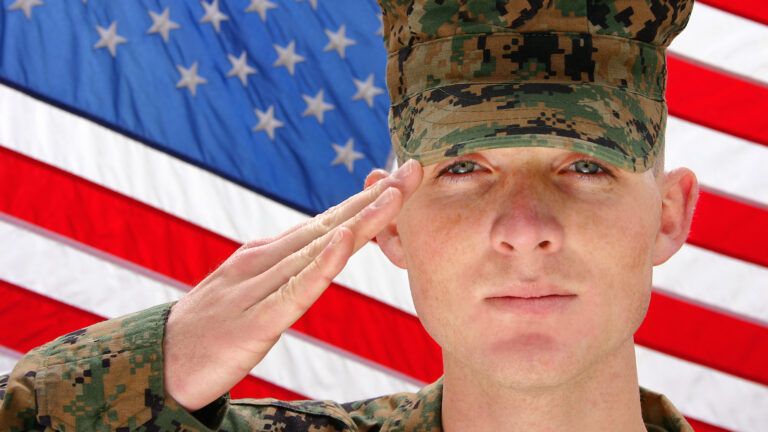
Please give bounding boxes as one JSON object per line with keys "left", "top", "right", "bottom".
{"left": 364, "top": 169, "right": 408, "bottom": 269}
{"left": 652, "top": 167, "right": 699, "bottom": 266}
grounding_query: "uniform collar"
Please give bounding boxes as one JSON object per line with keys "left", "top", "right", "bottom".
{"left": 380, "top": 377, "right": 692, "bottom": 432}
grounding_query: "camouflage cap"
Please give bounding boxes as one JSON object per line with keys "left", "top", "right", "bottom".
{"left": 377, "top": 0, "right": 694, "bottom": 172}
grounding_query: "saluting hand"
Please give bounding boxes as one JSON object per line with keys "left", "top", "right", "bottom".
{"left": 162, "top": 159, "right": 422, "bottom": 411}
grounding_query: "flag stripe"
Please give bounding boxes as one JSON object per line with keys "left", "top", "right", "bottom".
{"left": 0, "top": 347, "right": 21, "bottom": 377}
{"left": 231, "top": 376, "right": 306, "bottom": 402}
{"left": 0, "top": 281, "right": 735, "bottom": 431}
{"left": 666, "top": 116, "right": 768, "bottom": 207}
{"left": 4, "top": 81, "right": 768, "bottom": 282}
{"left": 636, "top": 345, "right": 768, "bottom": 432}
{"left": 0, "top": 2, "right": 763, "bottom": 428}
{"left": 637, "top": 290, "right": 768, "bottom": 386}
{"left": 0, "top": 215, "right": 758, "bottom": 432}
{"left": 654, "top": 243, "right": 768, "bottom": 326}
{"left": 2, "top": 146, "right": 766, "bottom": 389}
{"left": 2, "top": 83, "right": 767, "bottom": 313}
{"left": 669, "top": 2, "right": 768, "bottom": 85}
{"left": 667, "top": 55, "right": 768, "bottom": 149}
{"left": 0, "top": 146, "right": 443, "bottom": 383}
{"left": 698, "top": 0, "right": 768, "bottom": 27}
{"left": 0, "top": 279, "right": 303, "bottom": 401}
{"left": 0, "top": 280, "right": 751, "bottom": 432}
{"left": 687, "top": 187, "right": 768, "bottom": 268}
{"left": 0, "top": 268, "right": 424, "bottom": 401}
{"left": 6, "top": 93, "right": 768, "bottom": 334}
{"left": 0, "top": 82, "right": 417, "bottom": 315}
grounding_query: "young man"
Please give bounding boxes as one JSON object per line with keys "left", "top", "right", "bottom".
{"left": 0, "top": 0, "right": 698, "bottom": 430}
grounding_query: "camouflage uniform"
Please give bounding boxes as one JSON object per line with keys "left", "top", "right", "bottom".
{"left": 0, "top": 303, "right": 692, "bottom": 431}
{"left": 1, "top": 0, "right": 698, "bottom": 430}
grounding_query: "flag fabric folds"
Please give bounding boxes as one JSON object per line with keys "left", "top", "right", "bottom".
{"left": 0, "top": 1, "right": 766, "bottom": 431}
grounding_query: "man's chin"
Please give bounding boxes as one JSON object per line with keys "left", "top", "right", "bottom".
{"left": 472, "top": 333, "right": 584, "bottom": 385}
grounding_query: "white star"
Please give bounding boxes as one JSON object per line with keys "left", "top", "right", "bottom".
{"left": 8, "top": 0, "right": 43, "bottom": 19}
{"left": 273, "top": 41, "right": 305, "bottom": 76}
{"left": 147, "top": 8, "right": 180, "bottom": 43}
{"left": 352, "top": 74, "right": 384, "bottom": 108}
{"left": 302, "top": 90, "right": 334, "bottom": 124}
{"left": 200, "top": 0, "right": 228, "bottom": 33}
{"left": 245, "top": 0, "right": 277, "bottom": 21}
{"left": 253, "top": 106, "right": 284, "bottom": 140}
{"left": 176, "top": 62, "right": 207, "bottom": 96}
{"left": 376, "top": 13, "right": 384, "bottom": 36}
{"left": 226, "top": 51, "right": 257, "bottom": 86}
{"left": 93, "top": 21, "right": 127, "bottom": 58}
{"left": 323, "top": 25, "right": 356, "bottom": 59}
{"left": 331, "top": 138, "right": 365, "bottom": 173}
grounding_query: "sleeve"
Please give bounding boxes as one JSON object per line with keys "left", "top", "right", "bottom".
{"left": 0, "top": 302, "right": 229, "bottom": 431}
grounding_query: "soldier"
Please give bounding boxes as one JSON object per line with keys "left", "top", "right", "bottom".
{"left": 0, "top": 0, "right": 699, "bottom": 431}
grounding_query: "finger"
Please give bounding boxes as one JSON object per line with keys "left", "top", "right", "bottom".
{"left": 237, "top": 159, "right": 421, "bottom": 277}
{"left": 238, "top": 168, "right": 392, "bottom": 252}
{"left": 243, "top": 226, "right": 353, "bottom": 338}
{"left": 240, "top": 186, "right": 403, "bottom": 306}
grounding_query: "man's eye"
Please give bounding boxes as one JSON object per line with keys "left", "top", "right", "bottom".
{"left": 442, "top": 160, "right": 479, "bottom": 176}
{"left": 569, "top": 160, "right": 610, "bottom": 176}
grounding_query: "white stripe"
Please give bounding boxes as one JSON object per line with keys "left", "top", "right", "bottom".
{"left": 637, "top": 345, "right": 768, "bottom": 432}
{"left": 0, "top": 346, "right": 22, "bottom": 377}
{"left": 2, "top": 80, "right": 767, "bottom": 422}
{"left": 0, "top": 83, "right": 417, "bottom": 316}
{"left": 4, "top": 83, "right": 767, "bottom": 320}
{"left": 666, "top": 116, "right": 768, "bottom": 207}
{"left": 3, "top": 213, "right": 764, "bottom": 424}
{"left": 654, "top": 243, "right": 768, "bottom": 325}
{"left": 669, "top": 2, "right": 768, "bottom": 85}
{"left": 255, "top": 332, "right": 421, "bottom": 402}
{"left": 0, "top": 216, "right": 421, "bottom": 400}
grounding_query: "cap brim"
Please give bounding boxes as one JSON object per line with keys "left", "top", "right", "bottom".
{"left": 390, "top": 82, "right": 665, "bottom": 172}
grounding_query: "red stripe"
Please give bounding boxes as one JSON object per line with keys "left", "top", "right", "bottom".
{"left": 1, "top": 146, "right": 765, "bottom": 387}
{"left": 637, "top": 290, "right": 768, "bottom": 386}
{"left": 232, "top": 375, "right": 306, "bottom": 401}
{"left": 0, "top": 145, "right": 443, "bottom": 383}
{"left": 0, "top": 279, "right": 302, "bottom": 400}
{"left": 698, "top": 0, "right": 768, "bottom": 27}
{"left": 688, "top": 187, "right": 768, "bottom": 268}
{"left": 0, "top": 281, "right": 736, "bottom": 430}
{"left": 667, "top": 55, "right": 768, "bottom": 149}
{"left": 0, "top": 279, "right": 102, "bottom": 352}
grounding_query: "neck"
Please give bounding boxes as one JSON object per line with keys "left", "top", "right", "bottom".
{"left": 441, "top": 338, "right": 647, "bottom": 432}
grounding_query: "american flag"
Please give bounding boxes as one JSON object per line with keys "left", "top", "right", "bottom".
{"left": 0, "top": 1, "right": 765, "bottom": 431}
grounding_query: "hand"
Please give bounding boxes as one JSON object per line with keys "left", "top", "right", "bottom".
{"left": 162, "top": 159, "right": 423, "bottom": 411}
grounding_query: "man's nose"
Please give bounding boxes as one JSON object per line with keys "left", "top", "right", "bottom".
{"left": 489, "top": 185, "right": 564, "bottom": 255}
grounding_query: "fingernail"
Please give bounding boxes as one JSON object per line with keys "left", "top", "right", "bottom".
{"left": 392, "top": 159, "right": 415, "bottom": 181}
{"left": 371, "top": 187, "right": 394, "bottom": 208}
{"left": 330, "top": 229, "right": 344, "bottom": 246}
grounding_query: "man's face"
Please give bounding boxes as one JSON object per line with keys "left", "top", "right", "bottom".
{"left": 382, "top": 146, "right": 679, "bottom": 389}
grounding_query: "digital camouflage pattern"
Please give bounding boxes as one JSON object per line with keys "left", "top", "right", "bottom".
{"left": 377, "top": 0, "right": 694, "bottom": 172}
{"left": 0, "top": 302, "right": 693, "bottom": 431}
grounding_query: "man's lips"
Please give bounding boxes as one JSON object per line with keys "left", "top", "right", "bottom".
{"left": 485, "top": 294, "right": 577, "bottom": 315}
{"left": 485, "top": 282, "right": 575, "bottom": 299}
{"left": 484, "top": 283, "right": 577, "bottom": 314}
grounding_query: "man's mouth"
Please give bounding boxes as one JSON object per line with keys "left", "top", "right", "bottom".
{"left": 485, "top": 294, "right": 577, "bottom": 315}
{"left": 485, "top": 283, "right": 577, "bottom": 314}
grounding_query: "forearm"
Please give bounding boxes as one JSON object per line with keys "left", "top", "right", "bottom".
{"left": 0, "top": 302, "right": 227, "bottom": 431}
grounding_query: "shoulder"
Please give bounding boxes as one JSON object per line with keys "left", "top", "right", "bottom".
{"left": 224, "top": 390, "right": 420, "bottom": 432}
{"left": 639, "top": 386, "right": 694, "bottom": 432}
